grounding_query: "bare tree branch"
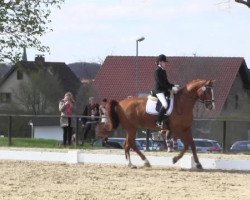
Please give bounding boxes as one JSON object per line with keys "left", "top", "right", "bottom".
{"left": 0, "top": 0, "right": 64, "bottom": 62}
{"left": 235, "top": 0, "right": 250, "bottom": 8}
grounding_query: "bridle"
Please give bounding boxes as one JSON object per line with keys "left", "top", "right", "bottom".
{"left": 198, "top": 85, "right": 215, "bottom": 104}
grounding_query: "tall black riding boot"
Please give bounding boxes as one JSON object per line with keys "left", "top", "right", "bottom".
{"left": 156, "top": 107, "right": 166, "bottom": 128}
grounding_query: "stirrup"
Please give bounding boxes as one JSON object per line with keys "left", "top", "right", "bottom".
{"left": 156, "top": 121, "right": 163, "bottom": 128}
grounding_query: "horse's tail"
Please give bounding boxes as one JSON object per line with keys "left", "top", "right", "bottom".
{"left": 108, "top": 100, "right": 120, "bottom": 130}
{"left": 95, "top": 100, "right": 120, "bottom": 139}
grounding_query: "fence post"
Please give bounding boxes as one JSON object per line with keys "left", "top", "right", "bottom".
{"left": 75, "top": 117, "right": 79, "bottom": 147}
{"left": 146, "top": 129, "right": 150, "bottom": 151}
{"left": 222, "top": 120, "right": 226, "bottom": 153}
{"left": 8, "top": 116, "right": 12, "bottom": 146}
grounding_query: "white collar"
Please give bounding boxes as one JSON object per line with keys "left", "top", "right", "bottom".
{"left": 158, "top": 65, "right": 164, "bottom": 70}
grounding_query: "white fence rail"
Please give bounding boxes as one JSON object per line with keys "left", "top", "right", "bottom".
{"left": 0, "top": 149, "right": 250, "bottom": 171}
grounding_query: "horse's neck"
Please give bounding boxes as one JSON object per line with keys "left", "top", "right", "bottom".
{"left": 186, "top": 80, "right": 206, "bottom": 100}
{"left": 176, "top": 88, "right": 198, "bottom": 112}
{"left": 177, "top": 80, "right": 206, "bottom": 111}
{"left": 187, "top": 80, "right": 205, "bottom": 91}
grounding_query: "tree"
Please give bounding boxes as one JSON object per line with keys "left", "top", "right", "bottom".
{"left": 235, "top": 0, "right": 250, "bottom": 8}
{"left": 0, "top": 0, "right": 64, "bottom": 62}
{"left": 75, "top": 83, "right": 94, "bottom": 114}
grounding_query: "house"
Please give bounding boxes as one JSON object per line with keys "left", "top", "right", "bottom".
{"left": 29, "top": 117, "right": 62, "bottom": 141}
{"left": 0, "top": 55, "right": 81, "bottom": 113}
{"left": 0, "top": 55, "right": 82, "bottom": 138}
{"left": 93, "top": 56, "right": 250, "bottom": 148}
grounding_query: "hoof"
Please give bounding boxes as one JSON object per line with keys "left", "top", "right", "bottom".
{"left": 144, "top": 162, "right": 151, "bottom": 168}
{"left": 172, "top": 157, "right": 178, "bottom": 164}
{"left": 128, "top": 164, "right": 137, "bottom": 169}
{"left": 196, "top": 163, "right": 203, "bottom": 169}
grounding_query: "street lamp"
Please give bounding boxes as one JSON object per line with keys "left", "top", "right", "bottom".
{"left": 135, "top": 36, "right": 145, "bottom": 96}
{"left": 136, "top": 37, "right": 145, "bottom": 56}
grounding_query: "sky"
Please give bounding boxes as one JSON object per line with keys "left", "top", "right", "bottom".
{"left": 28, "top": 0, "right": 250, "bottom": 66}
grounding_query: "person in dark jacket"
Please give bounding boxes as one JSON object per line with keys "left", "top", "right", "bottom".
{"left": 81, "top": 97, "right": 100, "bottom": 143}
{"left": 154, "top": 54, "right": 179, "bottom": 128}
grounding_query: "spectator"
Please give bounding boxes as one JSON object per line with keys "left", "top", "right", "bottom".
{"left": 81, "top": 97, "right": 100, "bottom": 143}
{"left": 59, "top": 92, "right": 75, "bottom": 147}
{"left": 99, "top": 98, "right": 108, "bottom": 124}
{"left": 99, "top": 98, "right": 109, "bottom": 146}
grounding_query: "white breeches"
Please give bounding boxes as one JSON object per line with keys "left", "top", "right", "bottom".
{"left": 156, "top": 92, "right": 167, "bottom": 109}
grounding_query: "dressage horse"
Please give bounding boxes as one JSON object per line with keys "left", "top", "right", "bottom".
{"left": 97, "top": 79, "right": 215, "bottom": 169}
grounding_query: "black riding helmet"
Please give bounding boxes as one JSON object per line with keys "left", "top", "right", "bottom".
{"left": 157, "top": 54, "right": 168, "bottom": 63}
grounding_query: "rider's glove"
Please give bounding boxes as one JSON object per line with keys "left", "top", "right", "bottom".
{"left": 175, "top": 84, "right": 180, "bottom": 88}
{"left": 172, "top": 85, "right": 180, "bottom": 94}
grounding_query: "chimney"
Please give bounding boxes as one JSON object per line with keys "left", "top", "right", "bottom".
{"left": 22, "top": 46, "right": 27, "bottom": 61}
{"left": 35, "top": 55, "right": 45, "bottom": 63}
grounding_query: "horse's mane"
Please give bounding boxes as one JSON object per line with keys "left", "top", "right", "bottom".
{"left": 186, "top": 79, "right": 207, "bottom": 91}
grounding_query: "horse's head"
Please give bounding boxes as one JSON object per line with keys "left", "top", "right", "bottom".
{"left": 197, "top": 80, "right": 215, "bottom": 110}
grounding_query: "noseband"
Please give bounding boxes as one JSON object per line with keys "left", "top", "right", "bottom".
{"left": 198, "top": 85, "right": 215, "bottom": 104}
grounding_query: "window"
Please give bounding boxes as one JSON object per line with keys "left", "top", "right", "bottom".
{"left": 0, "top": 93, "right": 11, "bottom": 103}
{"left": 17, "top": 70, "right": 23, "bottom": 80}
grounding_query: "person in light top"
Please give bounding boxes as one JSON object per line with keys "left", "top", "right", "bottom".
{"left": 59, "top": 92, "right": 75, "bottom": 146}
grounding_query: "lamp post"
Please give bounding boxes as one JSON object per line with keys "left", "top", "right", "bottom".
{"left": 135, "top": 37, "right": 145, "bottom": 96}
{"left": 136, "top": 37, "right": 145, "bottom": 56}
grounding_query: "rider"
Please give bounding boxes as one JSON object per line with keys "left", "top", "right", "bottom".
{"left": 154, "top": 54, "right": 179, "bottom": 128}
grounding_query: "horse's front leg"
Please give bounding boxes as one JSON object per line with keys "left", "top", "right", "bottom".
{"left": 172, "top": 132, "right": 203, "bottom": 169}
{"left": 189, "top": 138, "right": 203, "bottom": 169}
{"left": 173, "top": 141, "right": 188, "bottom": 164}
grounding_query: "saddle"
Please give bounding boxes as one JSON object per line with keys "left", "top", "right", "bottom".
{"left": 145, "top": 91, "right": 174, "bottom": 116}
{"left": 150, "top": 91, "right": 171, "bottom": 112}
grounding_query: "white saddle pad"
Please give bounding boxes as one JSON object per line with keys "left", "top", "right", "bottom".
{"left": 146, "top": 93, "right": 174, "bottom": 116}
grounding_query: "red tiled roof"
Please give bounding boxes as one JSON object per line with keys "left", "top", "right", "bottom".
{"left": 93, "top": 56, "right": 249, "bottom": 118}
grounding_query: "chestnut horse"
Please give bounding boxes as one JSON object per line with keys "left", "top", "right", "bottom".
{"left": 98, "top": 79, "right": 215, "bottom": 169}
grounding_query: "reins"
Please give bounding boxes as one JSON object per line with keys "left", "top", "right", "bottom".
{"left": 183, "top": 84, "right": 215, "bottom": 104}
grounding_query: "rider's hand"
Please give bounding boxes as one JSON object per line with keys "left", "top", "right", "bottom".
{"left": 174, "top": 84, "right": 180, "bottom": 89}
{"left": 172, "top": 85, "right": 180, "bottom": 94}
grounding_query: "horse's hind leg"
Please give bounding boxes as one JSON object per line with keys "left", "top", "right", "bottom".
{"left": 125, "top": 130, "right": 151, "bottom": 168}
{"left": 165, "top": 130, "right": 174, "bottom": 152}
{"left": 130, "top": 140, "right": 151, "bottom": 167}
{"left": 124, "top": 139, "right": 135, "bottom": 168}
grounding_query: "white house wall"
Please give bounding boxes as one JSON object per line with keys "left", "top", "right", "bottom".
{"left": 34, "top": 126, "right": 63, "bottom": 141}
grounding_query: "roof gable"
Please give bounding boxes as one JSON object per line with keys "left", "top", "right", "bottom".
{"left": 93, "top": 56, "right": 248, "bottom": 118}
{"left": 0, "top": 59, "right": 81, "bottom": 97}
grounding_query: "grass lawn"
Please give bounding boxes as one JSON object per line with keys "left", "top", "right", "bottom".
{"left": 0, "top": 137, "right": 100, "bottom": 149}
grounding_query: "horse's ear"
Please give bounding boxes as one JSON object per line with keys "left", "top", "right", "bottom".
{"left": 210, "top": 79, "right": 215, "bottom": 85}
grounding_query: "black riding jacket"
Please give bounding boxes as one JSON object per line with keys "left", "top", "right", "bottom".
{"left": 154, "top": 66, "right": 174, "bottom": 95}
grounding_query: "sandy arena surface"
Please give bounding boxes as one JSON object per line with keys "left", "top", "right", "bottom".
{"left": 1, "top": 148, "right": 250, "bottom": 200}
